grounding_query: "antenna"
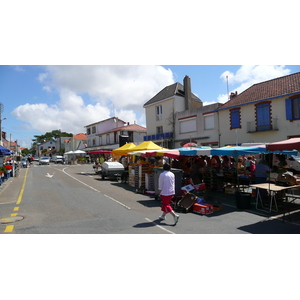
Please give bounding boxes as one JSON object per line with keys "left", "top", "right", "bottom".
{"left": 226, "top": 75, "right": 229, "bottom": 100}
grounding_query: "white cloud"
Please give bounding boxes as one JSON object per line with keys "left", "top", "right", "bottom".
{"left": 217, "top": 65, "right": 291, "bottom": 103}
{"left": 12, "top": 65, "right": 174, "bottom": 134}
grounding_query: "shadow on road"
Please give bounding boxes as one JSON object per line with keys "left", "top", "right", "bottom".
{"left": 133, "top": 218, "right": 176, "bottom": 229}
{"left": 237, "top": 218, "right": 300, "bottom": 234}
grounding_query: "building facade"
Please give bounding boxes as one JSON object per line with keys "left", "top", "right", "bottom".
{"left": 217, "top": 72, "right": 300, "bottom": 146}
{"left": 143, "top": 75, "right": 203, "bottom": 148}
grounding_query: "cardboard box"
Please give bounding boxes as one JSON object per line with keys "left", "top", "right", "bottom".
{"left": 181, "top": 184, "right": 195, "bottom": 193}
{"left": 193, "top": 203, "right": 214, "bottom": 215}
{"left": 193, "top": 183, "right": 206, "bottom": 191}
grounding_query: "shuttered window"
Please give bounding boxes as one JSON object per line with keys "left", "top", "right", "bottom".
{"left": 286, "top": 96, "right": 300, "bottom": 120}
{"left": 256, "top": 102, "right": 271, "bottom": 131}
{"left": 230, "top": 108, "right": 241, "bottom": 129}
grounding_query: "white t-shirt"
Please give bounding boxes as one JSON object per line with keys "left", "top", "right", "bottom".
{"left": 158, "top": 170, "right": 175, "bottom": 196}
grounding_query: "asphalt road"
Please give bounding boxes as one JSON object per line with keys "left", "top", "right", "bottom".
{"left": 1, "top": 162, "right": 300, "bottom": 234}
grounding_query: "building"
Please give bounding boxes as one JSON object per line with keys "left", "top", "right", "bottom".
{"left": 217, "top": 72, "right": 300, "bottom": 146}
{"left": 174, "top": 102, "right": 222, "bottom": 148}
{"left": 85, "top": 117, "right": 126, "bottom": 150}
{"left": 144, "top": 75, "right": 206, "bottom": 148}
{"left": 64, "top": 133, "right": 87, "bottom": 152}
{"left": 85, "top": 117, "right": 146, "bottom": 151}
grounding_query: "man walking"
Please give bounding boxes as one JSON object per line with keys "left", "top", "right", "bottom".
{"left": 158, "top": 163, "right": 180, "bottom": 225}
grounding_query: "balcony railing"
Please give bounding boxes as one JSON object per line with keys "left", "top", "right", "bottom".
{"left": 247, "top": 118, "right": 278, "bottom": 133}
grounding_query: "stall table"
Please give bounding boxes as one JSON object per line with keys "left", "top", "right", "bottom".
{"left": 250, "top": 183, "right": 300, "bottom": 213}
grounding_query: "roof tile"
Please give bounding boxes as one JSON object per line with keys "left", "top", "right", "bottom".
{"left": 219, "top": 72, "right": 300, "bottom": 110}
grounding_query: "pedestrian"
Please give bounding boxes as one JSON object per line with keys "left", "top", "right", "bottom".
{"left": 158, "top": 163, "right": 180, "bottom": 225}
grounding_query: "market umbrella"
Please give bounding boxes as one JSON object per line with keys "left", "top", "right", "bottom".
{"left": 64, "top": 151, "right": 75, "bottom": 155}
{"left": 0, "top": 145, "right": 12, "bottom": 156}
{"left": 112, "top": 143, "right": 136, "bottom": 155}
{"left": 73, "top": 150, "right": 86, "bottom": 154}
{"left": 128, "top": 141, "right": 168, "bottom": 152}
{"left": 183, "top": 142, "right": 198, "bottom": 147}
{"left": 266, "top": 138, "right": 300, "bottom": 152}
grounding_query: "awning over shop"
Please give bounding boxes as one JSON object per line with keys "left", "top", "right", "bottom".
{"left": 266, "top": 138, "right": 300, "bottom": 152}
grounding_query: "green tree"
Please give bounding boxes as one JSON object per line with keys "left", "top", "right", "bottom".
{"left": 34, "top": 130, "right": 73, "bottom": 144}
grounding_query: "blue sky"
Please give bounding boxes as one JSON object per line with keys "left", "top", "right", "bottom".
{"left": 1, "top": 1, "right": 299, "bottom": 149}
{"left": 1, "top": 65, "right": 299, "bottom": 149}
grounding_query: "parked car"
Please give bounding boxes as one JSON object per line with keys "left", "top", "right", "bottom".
{"left": 39, "top": 156, "right": 50, "bottom": 165}
{"left": 21, "top": 158, "right": 28, "bottom": 168}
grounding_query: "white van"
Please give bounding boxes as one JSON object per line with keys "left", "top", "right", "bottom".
{"left": 53, "top": 155, "right": 64, "bottom": 164}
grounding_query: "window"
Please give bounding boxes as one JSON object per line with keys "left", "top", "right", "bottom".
{"left": 204, "top": 113, "right": 214, "bottom": 130}
{"left": 230, "top": 108, "right": 241, "bottom": 129}
{"left": 106, "top": 134, "right": 110, "bottom": 144}
{"left": 87, "top": 128, "right": 91, "bottom": 135}
{"left": 179, "top": 116, "right": 196, "bottom": 133}
{"left": 92, "top": 139, "right": 96, "bottom": 146}
{"left": 156, "top": 105, "right": 162, "bottom": 121}
{"left": 92, "top": 126, "right": 96, "bottom": 134}
{"left": 156, "top": 126, "right": 163, "bottom": 134}
{"left": 286, "top": 96, "right": 300, "bottom": 120}
{"left": 256, "top": 102, "right": 271, "bottom": 131}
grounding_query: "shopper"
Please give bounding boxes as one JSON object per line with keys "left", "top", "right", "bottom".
{"left": 158, "top": 163, "right": 180, "bottom": 225}
{"left": 254, "top": 160, "right": 271, "bottom": 200}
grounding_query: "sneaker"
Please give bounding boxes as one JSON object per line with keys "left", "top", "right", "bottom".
{"left": 174, "top": 215, "right": 179, "bottom": 225}
{"left": 158, "top": 216, "right": 165, "bottom": 221}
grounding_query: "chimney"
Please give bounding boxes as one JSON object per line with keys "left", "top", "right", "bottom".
{"left": 184, "top": 75, "right": 192, "bottom": 110}
{"left": 230, "top": 91, "right": 238, "bottom": 99}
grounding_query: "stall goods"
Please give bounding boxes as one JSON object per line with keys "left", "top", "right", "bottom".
{"left": 192, "top": 203, "right": 214, "bottom": 215}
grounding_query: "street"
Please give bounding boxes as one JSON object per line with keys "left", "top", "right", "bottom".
{"left": 1, "top": 162, "right": 300, "bottom": 234}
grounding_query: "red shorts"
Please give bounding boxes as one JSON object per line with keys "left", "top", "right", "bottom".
{"left": 161, "top": 194, "right": 174, "bottom": 213}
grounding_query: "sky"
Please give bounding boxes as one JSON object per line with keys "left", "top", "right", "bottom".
{"left": 0, "top": 65, "right": 299, "bottom": 149}
{"left": 1, "top": 1, "right": 299, "bottom": 150}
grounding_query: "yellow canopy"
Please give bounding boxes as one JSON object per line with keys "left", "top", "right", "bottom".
{"left": 128, "top": 141, "right": 168, "bottom": 152}
{"left": 112, "top": 142, "right": 137, "bottom": 155}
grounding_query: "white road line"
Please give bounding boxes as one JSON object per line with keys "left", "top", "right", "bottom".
{"left": 62, "top": 167, "right": 131, "bottom": 209}
{"left": 104, "top": 194, "right": 131, "bottom": 210}
{"left": 145, "top": 218, "right": 176, "bottom": 234}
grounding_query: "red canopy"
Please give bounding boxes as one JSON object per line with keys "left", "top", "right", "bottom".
{"left": 266, "top": 138, "right": 300, "bottom": 152}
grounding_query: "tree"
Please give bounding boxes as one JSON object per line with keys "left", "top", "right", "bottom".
{"left": 34, "top": 130, "right": 73, "bottom": 144}
{"left": 22, "top": 148, "right": 30, "bottom": 156}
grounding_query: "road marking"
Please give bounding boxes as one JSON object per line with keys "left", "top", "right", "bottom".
{"left": 145, "top": 218, "right": 176, "bottom": 234}
{"left": 11, "top": 213, "right": 18, "bottom": 217}
{"left": 45, "top": 172, "right": 54, "bottom": 178}
{"left": 16, "top": 168, "right": 28, "bottom": 205}
{"left": 62, "top": 167, "right": 131, "bottom": 209}
{"left": 4, "top": 225, "right": 14, "bottom": 233}
{"left": 104, "top": 194, "right": 131, "bottom": 210}
{"left": 14, "top": 207, "right": 19, "bottom": 211}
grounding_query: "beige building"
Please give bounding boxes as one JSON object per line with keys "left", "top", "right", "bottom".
{"left": 217, "top": 72, "right": 300, "bottom": 146}
{"left": 143, "top": 76, "right": 203, "bottom": 148}
{"left": 174, "top": 102, "right": 222, "bottom": 148}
